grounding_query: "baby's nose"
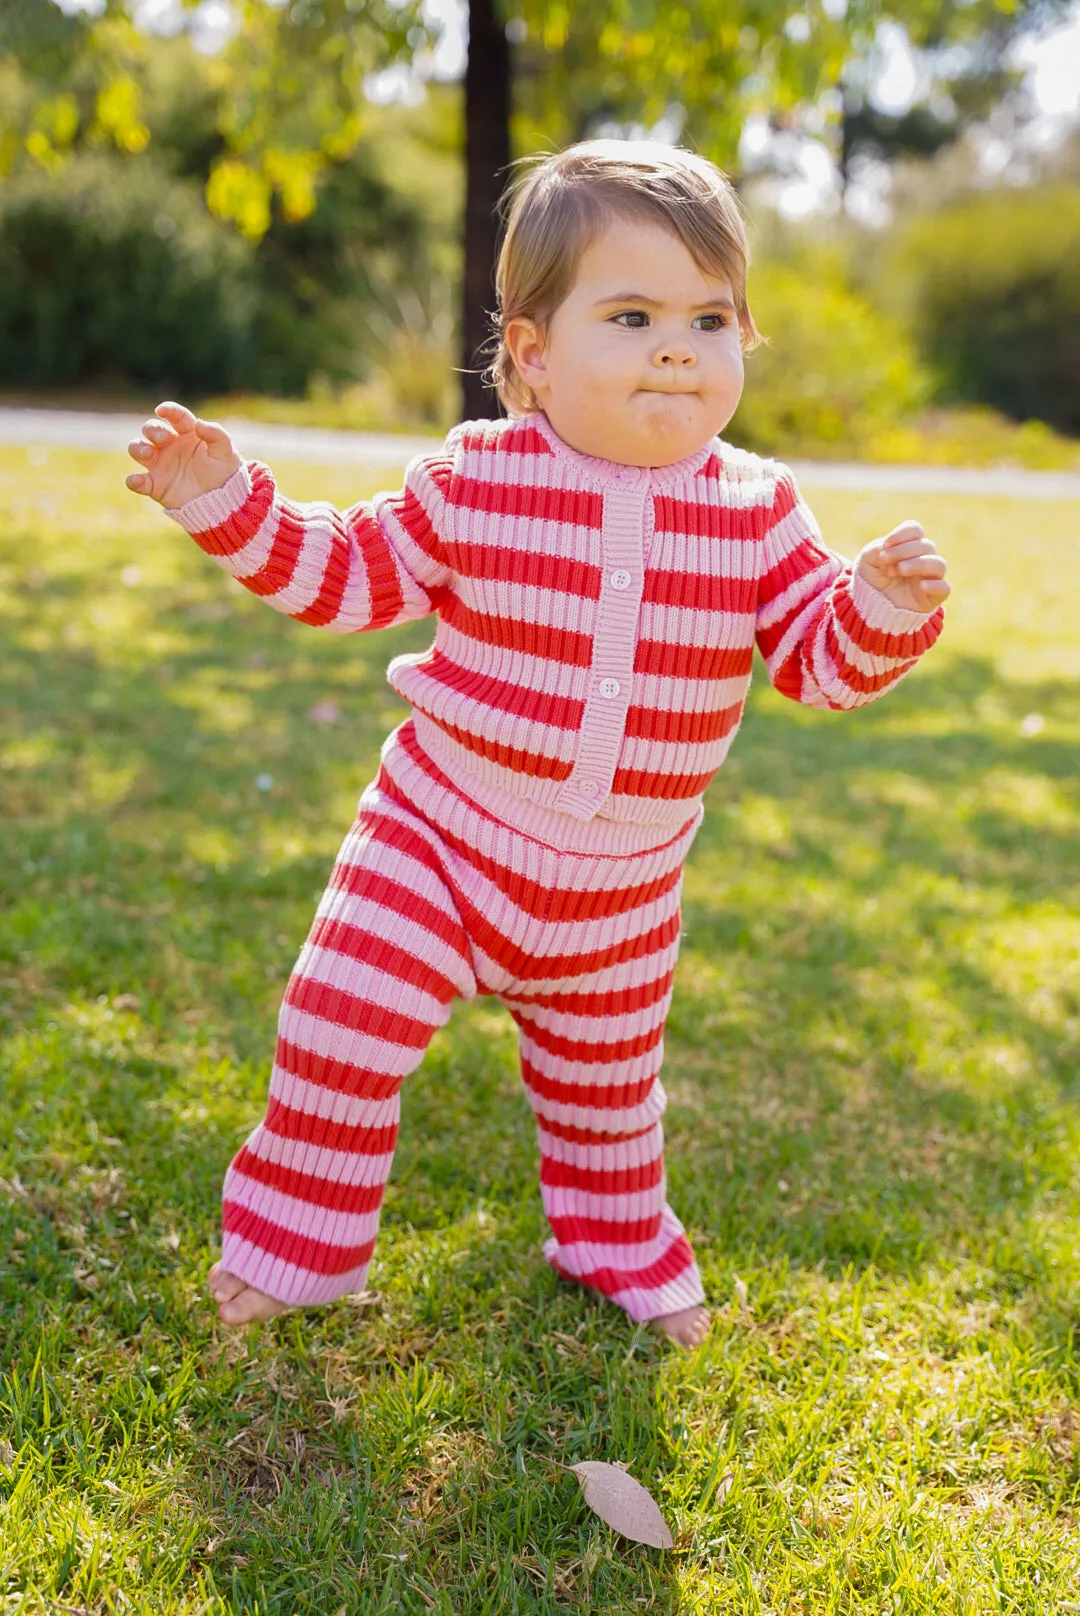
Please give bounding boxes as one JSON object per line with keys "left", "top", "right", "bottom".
{"left": 656, "top": 343, "right": 696, "bottom": 365}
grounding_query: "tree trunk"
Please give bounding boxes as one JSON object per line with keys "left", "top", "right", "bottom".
{"left": 461, "top": 0, "right": 511, "bottom": 420}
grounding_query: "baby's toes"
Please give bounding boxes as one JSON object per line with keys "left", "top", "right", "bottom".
{"left": 217, "top": 1284, "right": 290, "bottom": 1326}
{"left": 208, "top": 1263, "right": 247, "bottom": 1302}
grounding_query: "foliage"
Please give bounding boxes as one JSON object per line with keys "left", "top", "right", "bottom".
{"left": 508, "top": 0, "right": 1070, "bottom": 175}
{"left": 0, "top": 64, "right": 462, "bottom": 401}
{"left": 729, "top": 258, "right": 930, "bottom": 457}
{"left": 0, "top": 155, "right": 254, "bottom": 392}
{"left": 887, "top": 184, "right": 1080, "bottom": 434}
{"left": 2, "top": 447, "right": 1080, "bottom": 1609}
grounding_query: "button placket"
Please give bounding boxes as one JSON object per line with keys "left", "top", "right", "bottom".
{"left": 554, "top": 482, "right": 646, "bottom": 818}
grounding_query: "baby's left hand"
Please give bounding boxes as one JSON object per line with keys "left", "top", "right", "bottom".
{"left": 856, "top": 520, "right": 951, "bottom": 614}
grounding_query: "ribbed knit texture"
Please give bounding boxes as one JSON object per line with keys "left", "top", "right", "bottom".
{"left": 169, "top": 410, "right": 945, "bottom": 852}
{"left": 170, "top": 410, "right": 945, "bottom": 1320}
{"left": 219, "top": 765, "right": 704, "bottom": 1320}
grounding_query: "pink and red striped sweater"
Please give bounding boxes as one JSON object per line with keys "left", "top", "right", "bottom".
{"left": 169, "top": 410, "right": 944, "bottom": 848}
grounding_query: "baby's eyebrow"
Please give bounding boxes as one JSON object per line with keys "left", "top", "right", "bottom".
{"left": 593, "top": 291, "right": 737, "bottom": 312}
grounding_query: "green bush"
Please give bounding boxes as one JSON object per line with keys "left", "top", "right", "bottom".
{"left": 730, "top": 260, "right": 930, "bottom": 456}
{"left": 0, "top": 155, "right": 256, "bottom": 392}
{"left": 890, "top": 184, "right": 1080, "bottom": 433}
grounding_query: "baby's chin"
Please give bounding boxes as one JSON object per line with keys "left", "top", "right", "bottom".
{"left": 627, "top": 390, "right": 713, "bottom": 454}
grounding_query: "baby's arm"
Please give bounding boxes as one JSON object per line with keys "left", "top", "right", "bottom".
{"left": 755, "top": 465, "right": 948, "bottom": 710}
{"left": 126, "top": 402, "right": 453, "bottom": 632}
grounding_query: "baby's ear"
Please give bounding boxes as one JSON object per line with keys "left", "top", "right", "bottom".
{"left": 503, "top": 317, "right": 548, "bottom": 388}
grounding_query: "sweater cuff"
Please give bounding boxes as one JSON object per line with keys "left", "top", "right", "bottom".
{"left": 165, "top": 461, "right": 254, "bottom": 535}
{"left": 849, "top": 567, "right": 943, "bottom": 634}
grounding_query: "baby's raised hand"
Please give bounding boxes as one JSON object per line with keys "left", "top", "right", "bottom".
{"left": 855, "top": 520, "right": 951, "bottom": 614}
{"left": 125, "top": 401, "right": 242, "bottom": 510}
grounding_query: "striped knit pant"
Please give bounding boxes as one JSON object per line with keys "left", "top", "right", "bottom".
{"left": 219, "top": 746, "right": 705, "bottom": 1323}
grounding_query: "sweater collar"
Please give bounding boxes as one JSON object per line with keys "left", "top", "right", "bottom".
{"left": 530, "top": 411, "right": 715, "bottom": 490}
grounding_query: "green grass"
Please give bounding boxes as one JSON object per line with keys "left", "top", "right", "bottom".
{"left": 1, "top": 447, "right": 1079, "bottom": 1614}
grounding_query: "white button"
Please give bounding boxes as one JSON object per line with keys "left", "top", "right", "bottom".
{"left": 598, "top": 678, "right": 621, "bottom": 698}
{"left": 615, "top": 466, "right": 638, "bottom": 483}
{"left": 610, "top": 569, "right": 632, "bottom": 591}
{"left": 579, "top": 780, "right": 599, "bottom": 797}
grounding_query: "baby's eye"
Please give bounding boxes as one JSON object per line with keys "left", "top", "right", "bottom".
{"left": 692, "top": 313, "right": 730, "bottom": 331}
{"left": 612, "top": 310, "right": 649, "bottom": 328}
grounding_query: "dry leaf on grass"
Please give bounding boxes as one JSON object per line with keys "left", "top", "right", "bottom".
{"left": 569, "top": 1461, "right": 674, "bottom": 1549}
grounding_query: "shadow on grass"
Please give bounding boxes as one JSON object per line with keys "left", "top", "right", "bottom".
{"left": 2, "top": 579, "right": 1079, "bottom": 1609}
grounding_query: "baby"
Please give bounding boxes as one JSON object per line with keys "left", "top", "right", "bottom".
{"left": 126, "top": 140, "right": 949, "bottom": 1349}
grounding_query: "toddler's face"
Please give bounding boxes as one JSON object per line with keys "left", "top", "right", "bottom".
{"left": 506, "top": 215, "right": 745, "bottom": 467}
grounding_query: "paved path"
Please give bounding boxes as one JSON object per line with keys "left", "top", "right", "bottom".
{"left": 4, "top": 405, "right": 1080, "bottom": 499}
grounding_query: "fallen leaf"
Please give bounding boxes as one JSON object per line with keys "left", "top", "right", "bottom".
{"left": 733, "top": 1274, "right": 751, "bottom": 1318}
{"left": 112, "top": 993, "right": 140, "bottom": 1011}
{"left": 569, "top": 1461, "right": 674, "bottom": 1549}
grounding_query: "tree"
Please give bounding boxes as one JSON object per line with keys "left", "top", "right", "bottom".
{"left": 6, "top": 0, "right": 1074, "bottom": 418}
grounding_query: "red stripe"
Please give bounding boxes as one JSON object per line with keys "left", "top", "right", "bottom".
{"left": 238, "top": 503, "right": 306, "bottom": 598}
{"left": 264, "top": 1092, "right": 398, "bottom": 1154}
{"left": 503, "top": 968, "right": 676, "bottom": 1016}
{"left": 456, "top": 422, "right": 554, "bottom": 458}
{"left": 768, "top": 471, "right": 799, "bottom": 526}
{"left": 513, "top": 1012, "right": 665, "bottom": 1065}
{"left": 378, "top": 768, "right": 682, "bottom": 923}
{"left": 440, "top": 593, "right": 594, "bottom": 667}
{"left": 547, "top": 1211, "right": 664, "bottom": 1245}
{"left": 540, "top": 1154, "right": 664, "bottom": 1195}
{"left": 642, "top": 566, "right": 756, "bottom": 613}
{"left": 459, "top": 899, "right": 682, "bottom": 983}
{"left": 536, "top": 1115, "right": 658, "bottom": 1147}
{"left": 413, "top": 650, "right": 584, "bottom": 730}
{"left": 222, "top": 1202, "right": 376, "bottom": 1276}
{"left": 653, "top": 490, "right": 770, "bottom": 540}
{"left": 190, "top": 462, "right": 275, "bottom": 557}
{"left": 611, "top": 764, "right": 717, "bottom": 800}
{"left": 382, "top": 478, "right": 448, "bottom": 567}
{"left": 284, "top": 975, "right": 442, "bottom": 1049}
{"left": 825, "top": 619, "right": 917, "bottom": 697}
{"left": 306, "top": 915, "right": 460, "bottom": 1005}
{"left": 231, "top": 1145, "right": 385, "bottom": 1215}
{"left": 520, "top": 1055, "right": 657, "bottom": 1112}
{"left": 326, "top": 861, "right": 468, "bottom": 965}
{"left": 271, "top": 1040, "right": 402, "bottom": 1104}
{"left": 624, "top": 699, "right": 742, "bottom": 746}
{"left": 450, "top": 539, "right": 601, "bottom": 599}
{"left": 379, "top": 725, "right": 535, "bottom": 844}
{"left": 348, "top": 511, "right": 405, "bottom": 630}
{"left": 756, "top": 543, "right": 838, "bottom": 646}
{"left": 634, "top": 638, "right": 753, "bottom": 681}
{"left": 452, "top": 476, "right": 602, "bottom": 529}
{"left": 548, "top": 1233, "right": 696, "bottom": 1296}
{"left": 413, "top": 711, "right": 574, "bottom": 782}
{"left": 834, "top": 583, "right": 944, "bottom": 658}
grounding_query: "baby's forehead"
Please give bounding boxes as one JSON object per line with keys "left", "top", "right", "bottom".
{"left": 572, "top": 220, "right": 734, "bottom": 301}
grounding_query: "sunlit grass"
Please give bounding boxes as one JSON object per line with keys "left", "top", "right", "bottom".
{"left": 2, "top": 446, "right": 1079, "bottom": 1613}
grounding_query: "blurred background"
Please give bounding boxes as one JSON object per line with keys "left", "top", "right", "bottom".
{"left": 1, "top": 0, "right": 1079, "bottom": 462}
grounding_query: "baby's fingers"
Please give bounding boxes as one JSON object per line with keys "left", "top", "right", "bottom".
{"left": 125, "top": 470, "right": 153, "bottom": 495}
{"left": 195, "top": 418, "right": 236, "bottom": 459}
{"left": 155, "top": 400, "right": 199, "bottom": 433}
{"left": 898, "top": 554, "right": 947, "bottom": 579}
{"left": 127, "top": 434, "right": 156, "bottom": 464}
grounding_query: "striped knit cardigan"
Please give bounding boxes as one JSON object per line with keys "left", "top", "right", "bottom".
{"left": 169, "top": 410, "right": 944, "bottom": 847}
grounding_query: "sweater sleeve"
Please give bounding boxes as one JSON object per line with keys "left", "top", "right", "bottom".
{"left": 164, "top": 449, "right": 455, "bottom": 633}
{"left": 754, "top": 464, "right": 944, "bottom": 710}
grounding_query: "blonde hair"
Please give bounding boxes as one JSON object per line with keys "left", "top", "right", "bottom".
{"left": 488, "top": 139, "right": 759, "bottom": 417}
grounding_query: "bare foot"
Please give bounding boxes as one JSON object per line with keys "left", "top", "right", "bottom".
{"left": 208, "top": 1262, "right": 291, "bottom": 1326}
{"left": 650, "top": 1303, "right": 712, "bottom": 1349}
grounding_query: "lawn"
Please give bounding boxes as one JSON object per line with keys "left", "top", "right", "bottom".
{"left": 1, "top": 446, "right": 1079, "bottom": 1615}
